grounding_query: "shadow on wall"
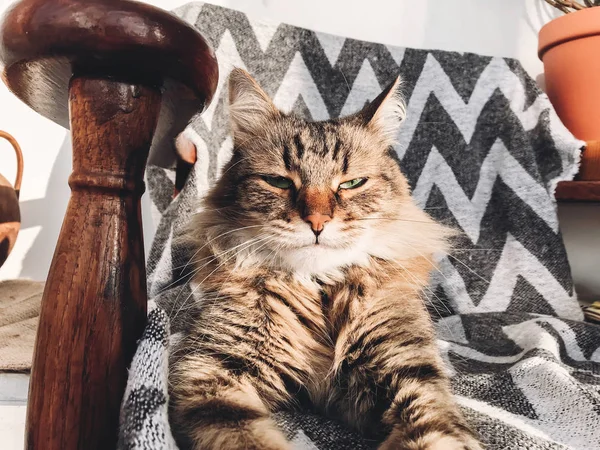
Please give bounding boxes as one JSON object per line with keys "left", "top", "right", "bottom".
{"left": 17, "top": 135, "right": 72, "bottom": 281}
{"left": 16, "top": 134, "right": 156, "bottom": 281}
{"left": 421, "top": 0, "right": 560, "bottom": 80}
{"left": 421, "top": 1, "right": 522, "bottom": 57}
{"left": 525, "top": 1, "right": 562, "bottom": 39}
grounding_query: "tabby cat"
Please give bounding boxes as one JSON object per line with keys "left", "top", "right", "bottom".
{"left": 169, "top": 68, "right": 481, "bottom": 450}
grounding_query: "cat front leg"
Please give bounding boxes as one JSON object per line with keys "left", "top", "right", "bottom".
{"left": 377, "top": 380, "right": 482, "bottom": 450}
{"left": 169, "top": 354, "right": 291, "bottom": 450}
{"left": 332, "top": 295, "right": 481, "bottom": 450}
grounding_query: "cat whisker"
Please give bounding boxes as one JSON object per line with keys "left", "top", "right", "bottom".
{"left": 339, "top": 70, "right": 351, "bottom": 94}
{"left": 451, "top": 248, "right": 502, "bottom": 252}
{"left": 390, "top": 259, "right": 456, "bottom": 322}
{"left": 447, "top": 254, "right": 491, "bottom": 285}
{"left": 353, "top": 217, "right": 453, "bottom": 225}
{"left": 159, "top": 232, "right": 268, "bottom": 295}
{"left": 198, "top": 239, "right": 280, "bottom": 312}
{"left": 400, "top": 240, "right": 453, "bottom": 285}
{"left": 177, "top": 224, "right": 267, "bottom": 272}
{"left": 220, "top": 155, "right": 253, "bottom": 176}
{"left": 170, "top": 235, "right": 274, "bottom": 322}
{"left": 166, "top": 224, "right": 266, "bottom": 277}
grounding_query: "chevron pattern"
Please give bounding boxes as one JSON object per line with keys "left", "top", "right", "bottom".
{"left": 119, "top": 3, "right": 600, "bottom": 450}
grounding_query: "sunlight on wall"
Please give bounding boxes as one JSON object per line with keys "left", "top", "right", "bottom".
{"left": 0, "top": 0, "right": 597, "bottom": 301}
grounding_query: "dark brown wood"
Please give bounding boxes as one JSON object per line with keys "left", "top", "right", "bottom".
{"left": 0, "top": 0, "right": 219, "bottom": 164}
{"left": 0, "top": 1, "right": 219, "bottom": 449}
{"left": 554, "top": 141, "right": 600, "bottom": 202}
{"left": 25, "top": 77, "right": 160, "bottom": 450}
{"left": 555, "top": 180, "right": 600, "bottom": 201}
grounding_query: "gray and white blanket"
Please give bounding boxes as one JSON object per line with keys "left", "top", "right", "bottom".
{"left": 119, "top": 3, "right": 600, "bottom": 449}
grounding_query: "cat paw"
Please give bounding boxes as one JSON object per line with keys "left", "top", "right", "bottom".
{"left": 422, "top": 434, "right": 482, "bottom": 450}
{"left": 188, "top": 420, "right": 292, "bottom": 450}
{"left": 378, "top": 430, "right": 482, "bottom": 450}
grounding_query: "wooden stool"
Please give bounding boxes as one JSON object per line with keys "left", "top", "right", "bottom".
{"left": 0, "top": 1, "right": 218, "bottom": 448}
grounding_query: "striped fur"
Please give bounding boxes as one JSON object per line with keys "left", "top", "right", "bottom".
{"left": 169, "top": 69, "right": 481, "bottom": 450}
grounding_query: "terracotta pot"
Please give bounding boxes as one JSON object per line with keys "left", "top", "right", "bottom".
{"left": 0, "top": 130, "right": 23, "bottom": 268}
{"left": 539, "top": 7, "right": 600, "bottom": 180}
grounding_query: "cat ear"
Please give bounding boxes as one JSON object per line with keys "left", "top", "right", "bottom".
{"left": 228, "top": 68, "right": 279, "bottom": 141}
{"left": 360, "top": 76, "right": 406, "bottom": 145}
{"left": 175, "top": 131, "right": 197, "bottom": 164}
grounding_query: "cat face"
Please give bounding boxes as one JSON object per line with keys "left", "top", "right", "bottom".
{"left": 199, "top": 69, "right": 450, "bottom": 276}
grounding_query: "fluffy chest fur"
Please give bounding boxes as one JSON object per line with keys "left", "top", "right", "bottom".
{"left": 180, "top": 254, "right": 434, "bottom": 413}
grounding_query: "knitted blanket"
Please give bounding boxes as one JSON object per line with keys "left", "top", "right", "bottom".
{"left": 119, "top": 3, "right": 600, "bottom": 449}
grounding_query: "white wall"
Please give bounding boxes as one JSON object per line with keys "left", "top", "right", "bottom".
{"left": 1, "top": 0, "right": 598, "bottom": 301}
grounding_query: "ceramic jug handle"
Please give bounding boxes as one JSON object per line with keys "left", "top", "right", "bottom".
{"left": 0, "top": 130, "right": 23, "bottom": 197}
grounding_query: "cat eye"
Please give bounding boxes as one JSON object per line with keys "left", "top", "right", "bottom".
{"left": 262, "top": 176, "right": 293, "bottom": 189}
{"left": 339, "top": 178, "right": 367, "bottom": 190}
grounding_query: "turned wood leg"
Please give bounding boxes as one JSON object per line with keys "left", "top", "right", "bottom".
{"left": 25, "top": 78, "right": 160, "bottom": 449}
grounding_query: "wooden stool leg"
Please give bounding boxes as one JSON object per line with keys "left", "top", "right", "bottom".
{"left": 26, "top": 77, "right": 161, "bottom": 450}
{"left": 1, "top": 1, "right": 217, "bottom": 446}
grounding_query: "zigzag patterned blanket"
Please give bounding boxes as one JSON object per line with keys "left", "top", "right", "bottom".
{"left": 118, "top": 3, "right": 600, "bottom": 449}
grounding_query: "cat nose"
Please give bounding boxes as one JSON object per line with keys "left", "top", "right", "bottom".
{"left": 304, "top": 213, "right": 332, "bottom": 236}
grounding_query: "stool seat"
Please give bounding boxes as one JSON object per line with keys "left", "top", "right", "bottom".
{"left": 0, "top": 0, "right": 218, "bottom": 140}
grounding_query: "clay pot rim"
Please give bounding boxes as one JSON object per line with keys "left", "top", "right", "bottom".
{"left": 538, "top": 7, "right": 600, "bottom": 60}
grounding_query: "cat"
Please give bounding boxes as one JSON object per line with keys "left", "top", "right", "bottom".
{"left": 168, "top": 68, "right": 482, "bottom": 450}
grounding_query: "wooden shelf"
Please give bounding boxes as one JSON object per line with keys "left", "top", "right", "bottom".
{"left": 555, "top": 141, "right": 600, "bottom": 202}
{"left": 555, "top": 181, "right": 600, "bottom": 202}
